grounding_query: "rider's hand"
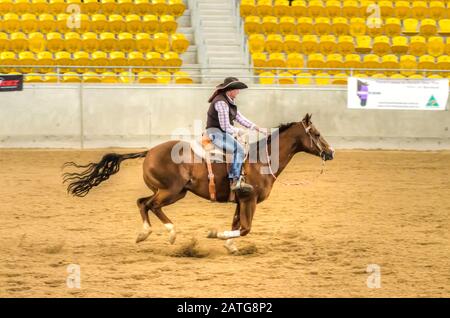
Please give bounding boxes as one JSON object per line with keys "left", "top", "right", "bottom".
{"left": 256, "top": 127, "right": 269, "bottom": 135}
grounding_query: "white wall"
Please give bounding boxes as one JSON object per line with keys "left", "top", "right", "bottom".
{"left": 1, "top": 84, "right": 449, "bottom": 150}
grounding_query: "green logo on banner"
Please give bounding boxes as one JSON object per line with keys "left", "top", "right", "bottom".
{"left": 426, "top": 95, "right": 439, "bottom": 107}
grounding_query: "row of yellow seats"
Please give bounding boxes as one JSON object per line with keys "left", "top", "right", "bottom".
{"left": 1, "top": 51, "right": 184, "bottom": 71}
{"left": 257, "top": 71, "right": 449, "bottom": 85}
{"left": 244, "top": 16, "right": 450, "bottom": 36}
{"left": 241, "top": 0, "right": 450, "bottom": 19}
{"left": 252, "top": 52, "right": 450, "bottom": 73}
{"left": 0, "top": 0, "right": 186, "bottom": 16}
{"left": 248, "top": 34, "right": 450, "bottom": 56}
{"left": 1, "top": 13, "right": 180, "bottom": 34}
{"left": 0, "top": 32, "right": 189, "bottom": 53}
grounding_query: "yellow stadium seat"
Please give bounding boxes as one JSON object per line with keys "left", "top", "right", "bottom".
{"left": 279, "top": 16, "right": 296, "bottom": 35}
{"left": 403, "top": 18, "right": 419, "bottom": 35}
{"left": 82, "top": 0, "right": 100, "bottom": 14}
{"left": 240, "top": 0, "right": 256, "bottom": 17}
{"left": 256, "top": 0, "right": 273, "bottom": 17}
{"left": 438, "top": 19, "right": 450, "bottom": 36}
{"left": 315, "top": 72, "right": 331, "bottom": 85}
{"left": 100, "top": 71, "right": 117, "bottom": 83}
{"left": 390, "top": 74, "right": 406, "bottom": 79}
{"left": 82, "top": 71, "right": 101, "bottom": 83}
{"left": 355, "top": 35, "right": 372, "bottom": 54}
{"left": 427, "top": 36, "right": 445, "bottom": 57}
{"left": 427, "top": 74, "right": 442, "bottom": 79}
{"left": 64, "top": 32, "right": 81, "bottom": 53}
{"left": 411, "top": 1, "right": 427, "bottom": 19}
{"left": 261, "top": 16, "right": 279, "bottom": 35}
{"left": 174, "top": 71, "right": 193, "bottom": 84}
{"left": 28, "top": 32, "right": 45, "bottom": 52}
{"left": 332, "top": 17, "right": 350, "bottom": 36}
{"left": 291, "top": 0, "right": 307, "bottom": 18}
{"left": 379, "top": 1, "right": 394, "bottom": 16}
{"left": 252, "top": 52, "right": 267, "bottom": 73}
{"left": 3, "top": 13, "right": 20, "bottom": 33}
{"left": 156, "top": 71, "right": 171, "bottom": 84}
{"left": 267, "top": 52, "right": 285, "bottom": 71}
{"left": 42, "top": 72, "right": 58, "bottom": 83}
{"left": 308, "top": 0, "right": 326, "bottom": 18}
{"left": 25, "top": 74, "right": 43, "bottom": 83}
{"left": 55, "top": 51, "right": 72, "bottom": 67}
{"left": 62, "top": 72, "right": 80, "bottom": 83}
{"left": 408, "top": 74, "right": 423, "bottom": 79}
{"left": 337, "top": 35, "right": 355, "bottom": 55}
{"left": 360, "top": 0, "right": 376, "bottom": 17}
{"left": 259, "top": 71, "right": 275, "bottom": 84}
{"left": 132, "top": 33, "right": 151, "bottom": 53}
{"left": 56, "top": 13, "right": 71, "bottom": 33}
{"left": 109, "top": 14, "right": 126, "bottom": 33}
{"left": 367, "top": 17, "right": 384, "bottom": 37}
{"left": 0, "top": 32, "right": 9, "bottom": 52}
{"left": 400, "top": 55, "right": 418, "bottom": 76}
{"left": 420, "top": 19, "right": 438, "bottom": 36}
{"left": 446, "top": 38, "right": 450, "bottom": 55}
{"left": 73, "top": 51, "right": 90, "bottom": 73}
{"left": 38, "top": 13, "right": 55, "bottom": 33}
{"left": 13, "top": 0, "right": 31, "bottom": 14}
{"left": 319, "top": 35, "right": 337, "bottom": 55}
{"left": 430, "top": 1, "right": 446, "bottom": 19}
{"left": 418, "top": 55, "right": 436, "bottom": 70}
{"left": 307, "top": 53, "right": 325, "bottom": 71}
{"left": 349, "top": 18, "right": 366, "bottom": 36}
{"left": 0, "top": 51, "right": 17, "bottom": 73}
{"left": 135, "top": 0, "right": 151, "bottom": 15}
{"left": 0, "top": 0, "right": 13, "bottom": 15}
{"left": 137, "top": 71, "right": 157, "bottom": 84}
{"left": 47, "top": 32, "right": 64, "bottom": 52}
{"left": 146, "top": 52, "right": 163, "bottom": 73}
{"left": 371, "top": 73, "right": 387, "bottom": 79}
{"left": 314, "top": 17, "right": 331, "bottom": 36}
{"left": 142, "top": 15, "right": 159, "bottom": 34}
{"left": 248, "top": 34, "right": 265, "bottom": 53}
{"left": 168, "top": 0, "right": 185, "bottom": 17}
{"left": 381, "top": 54, "right": 399, "bottom": 75}
{"left": 295, "top": 72, "right": 311, "bottom": 85}
{"left": 391, "top": 36, "right": 409, "bottom": 54}
{"left": 160, "top": 15, "right": 178, "bottom": 34}
{"left": 326, "top": 53, "right": 344, "bottom": 74}
{"left": 332, "top": 73, "right": 347, "bottom": 85}
{"left": 284, "top": 34, "right": 301, "bottom": 54}
{"left": 154, "top": 32, "right": 170, "bottom": 53}
{"left": 244, "top": 16, "right": 262, "bottom": 34}
{"left": 21, "top": 13, "right": 38, "bottom": 33}
{"left": 265, "top": 34, "right": 283, "bottom": 53}
{"left": 278, "top": 71, "right": 294, "bottom": 84}
{"left": 325, "top": 0, "right": 341, "bottom": 17}
{"left": 126, "top": 14, "right": 143, "bottom": 33}
{"left": 91, "top": 50, "right": 109, "bottom": 72}
{"left": 373, "top": 36, "right": 391, "bottom": 55}
{"left": 394, "top": 1, "right": 410, "bottom": 19}
{"left": 18, "top": 51, "right": 36, "bottom": 73}
{"left": 362, "top": 54, "right": 380, "bottom": 75}
{"left": 99, "top": 32, "right": 116, "bottom": 52}
{"left": 48, "top": 0, "right": 65, "bottom": 14}
{"left": 385, "top": 18, "right": 401, "bottom": 36}
{"left": 76, "top": 14, "right": 90, "bottom": 33}
{"left": 297, "top": 17, "right": 313, "bottom": 35}
{"left": 342, "top": 0, "right": 358, "bottom": 18}
{"left": 110, "top": 51, "right": 127, "bottom": 72}
{"left": 118, "top": 32, "right": 135, "bottom": 52}
{"left": 128, "top": 51, "right": 146, "bottom": 72}
{"left": 81, "top": 32, "right": 98, "bottom": 53}
{"left": 163, "top": 51, "right": 182, "bottom": 73}
{"left": 10, "top": 32, "right": 28, "bottom": 52}
{"left": 117, "top": 0, "right": 133, "bottom": 15}
{"left": 286, "top": 53, "right": 304, "bottom": 74}
{"left": 409, "top": 36, "right": 427, "bottom": 55}
{"left": 301, "top": 35, "right": 319, "bottom": 55}
{"left": 344, "top": 54, "right": 362, "bottom": 70}
{"left": 273, "top": 0, "right": 290, "bottom": 17}
{"left": 171, "top": 33, "right": 189, "bottom": 54}
{"left": 118, "top": 71, "right": 134, "bottom": 84}
{"left": 101, "top": 0, "right": 117, "bottom": 15}
{"left": 91, "top": 14, "right": 108, "bottom": 33}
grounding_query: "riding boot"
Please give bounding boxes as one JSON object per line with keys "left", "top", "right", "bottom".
{"left": 230, "top": 176, "right": 254, "bottom": 193}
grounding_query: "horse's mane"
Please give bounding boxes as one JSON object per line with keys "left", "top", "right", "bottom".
{"left": 250, "top": 121, "right": 297, "bottom": 151}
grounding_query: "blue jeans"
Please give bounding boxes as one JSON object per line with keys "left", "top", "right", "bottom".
{"left": 208, "top": 130, "right": 245, "bottom": 180}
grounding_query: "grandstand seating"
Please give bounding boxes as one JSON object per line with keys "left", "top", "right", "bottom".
{"left": 241, "top": 0, "right": 450, "bottom": 85}
{"left": 0, "top": 0, "right": 192, "bottom": 84}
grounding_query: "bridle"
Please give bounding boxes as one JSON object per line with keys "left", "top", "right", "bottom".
{"left": 264, "top": 121, "right": 325, "bottom": 185}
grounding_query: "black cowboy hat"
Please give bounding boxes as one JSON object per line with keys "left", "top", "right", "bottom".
{"left": 208, "top": 77, "right": 248, "bottom": 102}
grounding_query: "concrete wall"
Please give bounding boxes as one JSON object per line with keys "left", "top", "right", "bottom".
{"left": 1, "top": 84, "right": 449, "bottom": 150}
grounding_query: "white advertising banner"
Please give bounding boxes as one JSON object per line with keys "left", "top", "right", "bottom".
{"left": 347, "top": 77, "right": 449, "bottom": 110}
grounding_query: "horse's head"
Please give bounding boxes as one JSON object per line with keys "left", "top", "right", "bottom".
{"left": 296, "top": 113, "right": 335, "bottom": 161}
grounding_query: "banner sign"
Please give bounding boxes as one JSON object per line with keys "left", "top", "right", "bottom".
{"left": 0, "top": 75, "right": 23, "bottom": 92}
{"left": 347, "top": 77, "right": 449, "bottom": 110}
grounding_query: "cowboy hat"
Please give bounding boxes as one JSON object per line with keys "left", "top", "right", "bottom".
{"left": 208, "top": 77, "right": 248, "bottom": 102}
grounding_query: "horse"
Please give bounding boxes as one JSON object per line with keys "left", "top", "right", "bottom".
{"left": 62, "top": 113, "right": 335, "bottom": 253}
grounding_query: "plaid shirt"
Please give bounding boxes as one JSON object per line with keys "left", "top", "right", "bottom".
{"left": 214, "top": 96, "right": 256, "bottom": 135}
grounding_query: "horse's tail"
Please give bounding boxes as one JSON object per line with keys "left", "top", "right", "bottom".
{"left": 62, "top": 150, "right": 148, "bottom": 197}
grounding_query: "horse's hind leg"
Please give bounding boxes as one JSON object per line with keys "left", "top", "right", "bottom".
{"left": 148, "top": 189, "right": 187, "bottom": 244}
{"left": 136, "top": 194, "right": 155, "bottom": 243}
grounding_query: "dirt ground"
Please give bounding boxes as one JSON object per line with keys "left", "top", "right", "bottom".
{"left": 0, "top": 149, "right": 449, "bottom": 297}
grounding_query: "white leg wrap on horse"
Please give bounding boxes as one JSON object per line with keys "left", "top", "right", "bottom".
{"left": 217, "top": 230, "right": 241, "bottom": 239}
{"left": 165, "top": 223, "right": 176, "bottom": 244}
{"left": 164, "top": 223, "right": 174, "bottom": 232}
{"left": 143, "top": 222, "right": 151, "bottom": 231}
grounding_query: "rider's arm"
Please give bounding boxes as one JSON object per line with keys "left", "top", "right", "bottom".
{"left": 215, "top": 101, "right": 240, "bottom": 135}
{"left": 235, "top": 111, "right": 257, "bottom": 130}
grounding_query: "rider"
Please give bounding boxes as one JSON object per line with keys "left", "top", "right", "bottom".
{"left": 205, "top": 77, "right": 264, "bottom": 192}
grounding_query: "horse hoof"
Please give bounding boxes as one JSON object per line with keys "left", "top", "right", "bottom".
{"left": 168, "top": 230, "right": 176, "bottom": 245}
{"left": 207, "top": 229, "right": 218, "bottom": 239}
{"left": 136, "top": 230, "right": 152, "bottom": 243}
{"left": 224, "top": 239, "right": 239, "bottom": 254}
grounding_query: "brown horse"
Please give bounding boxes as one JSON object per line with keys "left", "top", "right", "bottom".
{"left": 63, "top": 113, "right": 334, "bottom": 253}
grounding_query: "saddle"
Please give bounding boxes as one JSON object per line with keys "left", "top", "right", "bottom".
{"left": 190, "top": 132, "right": 250, "bottom": 202}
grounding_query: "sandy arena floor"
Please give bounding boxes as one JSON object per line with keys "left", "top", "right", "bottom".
{"left": 0, "top": 149, "right": 449, "bottom": 297}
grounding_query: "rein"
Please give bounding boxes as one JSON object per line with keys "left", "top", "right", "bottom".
{"left": 264, "top": 123, "right": 325, "bottom": 186}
